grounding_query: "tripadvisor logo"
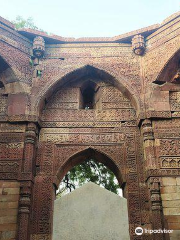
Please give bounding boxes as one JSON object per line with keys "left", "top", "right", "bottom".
{"left": 135, "top": 227, "right": 143, "bottom": 235}
{"left": 135, "top": 227, "right": 173, "bottom": 235}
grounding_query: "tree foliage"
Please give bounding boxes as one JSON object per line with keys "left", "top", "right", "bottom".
{"left": 57, "top": 159, "right": 120, "bottom": 197}
{"left": 12, "top": 16, "right": 38, "bottom": 30}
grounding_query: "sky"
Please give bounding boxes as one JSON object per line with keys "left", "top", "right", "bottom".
{"left": 0, "top": 0, "right": 180, "bottom": 38}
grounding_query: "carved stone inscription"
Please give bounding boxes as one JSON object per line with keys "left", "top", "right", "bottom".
{"left": 170, "top": 92, "right": 180, "bottom": 112}
{"left": 40, "top": 128, "right": 126, "bottom": 144}
{"left": 42, "top": 109, "right": 136, "bottom": 122}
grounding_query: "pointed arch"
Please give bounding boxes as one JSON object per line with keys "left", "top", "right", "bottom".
{"left": 155, "top": 48, "right": 180, "bottom": 84}
{"left": 33, "top": 65, "right": 141, "bottom": 117}
{"left": 0, "top": 55, "right": 19, "bottom": 85}
{"left": 0, "top": 40, "right": 33, "bottom": 84}
{"left": 55, "top": 147, "right": 124, "bottom": 188}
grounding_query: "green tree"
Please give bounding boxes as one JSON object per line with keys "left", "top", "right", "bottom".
{"left": 57, "top": 159, "right": 120, "bottom": 197}
{"left": 12, "top": 16, "right": 38, "bottom": 30}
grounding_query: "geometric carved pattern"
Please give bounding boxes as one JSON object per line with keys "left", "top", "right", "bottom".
{"left": 159, "top": 139, "right": 180, "bottom": 155}
{"left": 0, "top": 123, "right": 26, "bottom": 132}
{"left": 0, "top": 94, "right": 7, "bottom": 115}
{"left": 101, "top": 86, "right": 130, "bottom": 102}
{"left": 0, "top": 143, "right": 24, "bottom": 160}
{"left": 0, "top": 162, "right": 19, "bottom": 172}
{"left": 170, "top": 91, "right": 180, "bottom": 111}
{"left": 42, "top": 108, "right": 136, "bottom": 122}
{"left": 46, "top": 88, "right": 79, "bottom": 110}
{"left": 160, "top": 156, "right": 180, "bottom": 168}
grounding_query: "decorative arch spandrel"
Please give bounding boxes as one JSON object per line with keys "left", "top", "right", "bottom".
{"left": 32, "top": 64, "right": 143, "bottom": 118}
{"left": 144, "top": 33, "right": 180, "bottom": 87}
{"left": 0, "top": 41, "right": 32, "bottom": 83}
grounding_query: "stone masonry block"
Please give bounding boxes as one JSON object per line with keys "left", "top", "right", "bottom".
{"left": 0, "top": 223, "right": 17, "bottom": 231}
{"left": 163, "top": 208, "right": 180, "bottom": 216}
{"left": 0, "top": 209, "right": 18, "bottom": 217}
{"left": 1, "top": 230, "right": 16, "bottom": 240}
{"left": 0, "top": 216, "right": 17, "bottom": 225}
{"left": 0, "top": 195, "right": 19, "bottom": 202}
{"left": 165, "top": 215, "right": 180, "bottom": 223}
{"left": 161, "top": 193, "right": 180, "bottom": 201}
{"left": 176, "top": 177, "right": 180, "bottom": 186}
{"left": 2, "top": 188, "right": 19, "bottom": 195}
{"left": 162, "top": 200, "right": 180, "bottom": 208}
{"left": 161, "top": 186, "right": 177, "bottom": 194}
{"left": 169, "top": 230, "right": 180, "bottom": 240}
{"left": 0, "top": 182, "right": 20, "bottom": 188}
{"left": 162, "top": 177, "right": 176, "bottom": 186}
{"left": 168, "top": 223, "right": 180, "bottom": 230}
{"left": 8, "top": 93, "right": 29, "bottom": 116}
{"left": 0, "top": 202, "right": 18, "bottom": 209}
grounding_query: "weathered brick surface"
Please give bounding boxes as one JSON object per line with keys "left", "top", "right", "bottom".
{"left": 161, "top": 177, "right": 180, "bottom": 239}
{"left": 169, "top": 230, "right": 180, "bottom": 240}
{"left": 162, "top": 177, "right": 177, "bottom": 186}
{"left": 0, "top": 181, "right": 19, "bottom": 240}
{"left": 176, "top": 177, "right": 180, "bottom": 185}
{"left": 161, "top": 186, "right": 177, "bottom": 194}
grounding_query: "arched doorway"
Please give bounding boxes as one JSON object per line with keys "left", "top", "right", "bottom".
{"left": 30, "top": 66, "right": 149, "bottom": 240}
{"left": 56, "top": 148, "right": 123, "bottom": 188}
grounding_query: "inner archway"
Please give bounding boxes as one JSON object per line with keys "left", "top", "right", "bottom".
{"left": 56, "top": 148, "right": 123, "bottom": 197}
{"left": 56, "top": 148, "right": 124, "bottom": 187}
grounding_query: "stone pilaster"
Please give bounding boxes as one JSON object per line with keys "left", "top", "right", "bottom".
{"left": 23, "top": 122, "right": 38, "bottom": 173}
{"left": 141, "top": 119, "right": 156, "bottom": 169}
{"left": 17, "top": 182, "right": 32, "bottom": 240}
{"left": 17, "top": 122, "right": 38, "bottom": 240}
{"left": 148, "top": 177, "right": 166, "bottom": 240}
